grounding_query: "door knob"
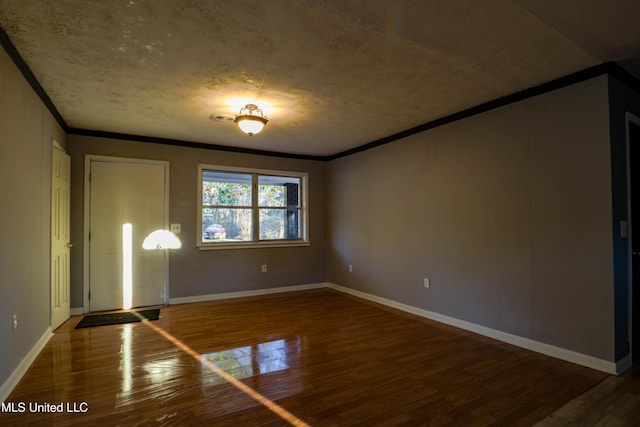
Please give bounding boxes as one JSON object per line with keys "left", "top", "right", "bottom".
{"left": 66, "top": 242, "right": 75, "bottom": 248}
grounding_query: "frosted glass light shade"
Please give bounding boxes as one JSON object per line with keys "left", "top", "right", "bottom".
{"left": 235, "top": 116, "right": 267, "bottom": 136}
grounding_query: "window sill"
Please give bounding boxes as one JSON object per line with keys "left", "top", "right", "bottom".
{"left": 197, "top": 241, "right": 311, "bottom": 250}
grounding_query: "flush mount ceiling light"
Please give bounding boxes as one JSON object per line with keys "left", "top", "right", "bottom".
{"left": 234, "top": 104, "right": 268, "bottom": 136}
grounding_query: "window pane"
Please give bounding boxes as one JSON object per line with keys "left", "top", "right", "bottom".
{"left": 203, "top": 208, "right": 252, "bottom": 242}
{"left": 259, "top": 208, "right": 300, "bottom": 240}
{"left": 259, "top": 175, "right": 300, "bottom": 207}
{"left": 203, "top": 171, "right": 252, "bottom": 206}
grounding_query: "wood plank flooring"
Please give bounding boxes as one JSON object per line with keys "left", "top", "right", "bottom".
{"left": 535, "top": 366, "right": 640, "bottom": 426}
{"left": 0, "top": 289, "right": 611, "bottom": 426}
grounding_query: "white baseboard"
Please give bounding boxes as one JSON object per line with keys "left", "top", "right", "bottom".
{"left": 0, "top": 328, "right": 54, "bottom": 402}
{"left": 2, "top": 282, "right": 616, "bottom": 405}
{"left": 70, "top": 308, "right": 84, "bottom": 316}
{"left": 150, "top": 280, "right": 618, "bottom": 374}
{"left": 168, "top": 282, "right": 329, "bottom": 305}
{"left": 327, "top": 283, "right": 617, "bottom": 374}
{"left": 615, "top": 354, "right": 632, "bottom": 375}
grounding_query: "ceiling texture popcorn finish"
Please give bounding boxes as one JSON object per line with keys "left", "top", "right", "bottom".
{"left": 0, "top": 0, "right": 639, "bottom": 157}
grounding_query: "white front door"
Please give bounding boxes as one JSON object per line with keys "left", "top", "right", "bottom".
{"left": 51, "top": 145, "right": 71, "bottom": 330}
{"left": 88, "top": 159, "right": 168, "bottom": 312}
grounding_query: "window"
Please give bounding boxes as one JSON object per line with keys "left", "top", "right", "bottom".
{"left": 198, "top": 165, "right": 308, "bottom": 249}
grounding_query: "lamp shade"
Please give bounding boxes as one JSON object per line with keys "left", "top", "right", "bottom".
{"left": 142, "top": 230, "right": 182, "bottom": 250}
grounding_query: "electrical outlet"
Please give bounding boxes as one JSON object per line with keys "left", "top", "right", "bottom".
{"left": 261, "top": 264, "right": 267, "bottom": 273}
{"left": 170, "top": 223, "right": 181, "bottom": 233}
{"left": 12, "top": 314, "right": 17, "bottom": 331}
{"left": 424, "top": 278, "right": 430, "bottom": 289}
{"left": 349, "top": 264, "right": 353, "bottom": 273}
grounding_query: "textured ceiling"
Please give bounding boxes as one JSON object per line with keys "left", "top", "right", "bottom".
{"left": 1, "top": 0, "right": 639, "bottom": 156}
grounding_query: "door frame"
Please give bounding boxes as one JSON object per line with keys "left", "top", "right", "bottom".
{"left": 626, "top": 112, "right": 640, "bottom": 364}
{"left": 83, "top": 155, "right": 170, "bottom": 313}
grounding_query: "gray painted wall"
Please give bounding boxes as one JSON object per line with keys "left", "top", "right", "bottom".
{"left": 327, "top": 76, "right": 616, "bottom": 361}
{"left": 67, "top": 136, "right": 327, "bottom": 308}
{"left": 0, "top": 47, "right": 66, "bottom": 387}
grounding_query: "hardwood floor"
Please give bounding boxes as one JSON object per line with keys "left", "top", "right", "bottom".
{"left": 535, "top": 366, "right": 640, "bottom": 426}
{"left": 1, "top": 289, "right": 612, "bottom": 426}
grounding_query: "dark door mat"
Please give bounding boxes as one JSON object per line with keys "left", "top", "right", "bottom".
{"left": 75, "top": 309, "right": 160, "bottom": 329}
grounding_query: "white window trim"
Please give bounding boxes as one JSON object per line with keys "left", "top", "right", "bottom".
{"left": 197, "top": 164, "right": 310, "bottom": 250}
